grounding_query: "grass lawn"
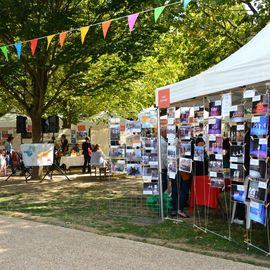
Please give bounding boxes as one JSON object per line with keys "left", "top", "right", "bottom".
{"left": 0, "top": 172, "right": 269, "bottom": 267}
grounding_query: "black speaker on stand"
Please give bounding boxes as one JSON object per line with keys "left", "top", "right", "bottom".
{"left": 16, "top": 115, "right": 27, "bottom": 144}
{"left": 48, "top": 115, "right": 59, "bottom": 133}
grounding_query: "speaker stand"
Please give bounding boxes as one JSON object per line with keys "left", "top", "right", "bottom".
{"left": 41, "top": 163, "right": 71, "bottom": 182}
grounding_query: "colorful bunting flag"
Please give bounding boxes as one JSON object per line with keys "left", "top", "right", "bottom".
{"left": 30, "top": 38, "right": 38, "bottom": 56}
{"left": 128, "top": 13, "right": 139, "bottom": 32}
{"left": 183, "top": 0, "right": 192, "bottom": 9}
{"left": 80, "top": 26, "right": 90, "bottom": 44}
{"left": 102, "top": 20, "right": 112, "bottom": 39}
{"left": 15, "top": 43, "right": 22, "bottom": 59}
{"left": 59, "top": 32, "right": 67, "bottom": 48}
{"left": 1, "top": 46, "right": 8, "bottom": 61}
{"left": 154, "top": 6, "right": 165, "bottom": 22}
{"left": 47, "top": 34, "right": 55, "bottom": 50}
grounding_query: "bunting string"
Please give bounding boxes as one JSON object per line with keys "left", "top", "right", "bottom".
{"left": 0, "top": 0, "right": 252, "bottom": 60}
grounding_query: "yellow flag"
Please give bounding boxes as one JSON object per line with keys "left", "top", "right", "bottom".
{"left": 80, "top": 26, "right": 90, "bottom": 44}
{"left": 47, "top": 34, "right": 55, "bottom": 50}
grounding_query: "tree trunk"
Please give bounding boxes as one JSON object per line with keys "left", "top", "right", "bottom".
{"left": 62, "top": 117, "right": 71, "bottom": 129}
{"left": 30, "top": 114, "right": 43, "bottom": 179}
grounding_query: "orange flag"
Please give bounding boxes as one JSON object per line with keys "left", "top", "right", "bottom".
{"left": 102, "top": 20, "right": 112, "bottom": 39}
{"left": 80, "top": 26, "right": 90, "bottom": 44}
{"left": 30, "top": 38, "right": 38, "bottom": 56}
{"left": 59, "top": 32, "right": 67, "bottom": 48}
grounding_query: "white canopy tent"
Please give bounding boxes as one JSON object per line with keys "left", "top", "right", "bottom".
{"left": 156, "top": 23, "right": 270, "bottom": 105}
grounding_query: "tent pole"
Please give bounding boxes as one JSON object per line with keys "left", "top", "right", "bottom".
{"left": 157, "top": 107, "right": 164, "bottom": 220}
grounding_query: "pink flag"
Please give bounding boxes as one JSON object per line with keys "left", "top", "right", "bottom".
{"left": 128, "top": 13, "right": 139, "bottom": 32}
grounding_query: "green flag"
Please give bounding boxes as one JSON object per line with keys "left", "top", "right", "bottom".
{"left": 1, "top": 46, "right": 8, "bottom": 61}
{"left": 154, "top": 6, "right": 165, "bottom": 22}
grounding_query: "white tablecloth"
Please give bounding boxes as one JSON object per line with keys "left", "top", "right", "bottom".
{"left": 60, "top": 156, "right": 84, "bottom": 169}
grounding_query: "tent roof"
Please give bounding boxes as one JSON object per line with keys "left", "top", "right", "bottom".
{"left": 156, "top": 23, "right": 270, "bottom": 105}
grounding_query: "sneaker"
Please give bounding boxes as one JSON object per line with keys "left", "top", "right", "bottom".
{"left": 178, "top": 211, "right": 190, "bottom": 218}
{"left": 233, "top": 218, "right": 244, "bottom": 225}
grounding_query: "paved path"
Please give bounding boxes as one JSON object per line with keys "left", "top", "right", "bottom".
{"left": 0, "top": 216, "right": 267, "bottom": 270}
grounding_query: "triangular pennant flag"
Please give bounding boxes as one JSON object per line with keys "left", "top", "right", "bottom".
{"left": 1, "top": 46, "right": 8, "bottom": 61}
{"left": 59, "top": 32, "right": 67, "bottom": 48}
{"left": 15, "top": 43, "right": 22, "bottom": 59}
{"left": 183, "top": 0, "right": 192, "bottom": 9}
{"left": 154, "top": 6, "right": 165, "bottom": 22}
{"left": 47, "top": 34, "right": 55, "bottom": 50}
{"left": 80, "top": 26, "right": 90, "bottom": 44}
{"left": 128, "top": 13, "right": 139, "bottom": 32}
{"left": 102, "top": 20, "right": 111, "bottom": 39}
{"left": 30, "top": 38, "right": 38, "bottom": 56}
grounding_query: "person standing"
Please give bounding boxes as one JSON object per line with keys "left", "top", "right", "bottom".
{"left": 60, "top": 134, "right": 69, "bottom": 155}
{"left": 5, "top": 135, "right": 16, "bottom": 175}
{"left": 160, "top": 127, "right": 168, "bottom": 192}
{"left": 82, "top": 137, "right": 92, "bottom": 173}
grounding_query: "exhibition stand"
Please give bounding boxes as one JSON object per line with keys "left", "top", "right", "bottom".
{"left": 155, "top": 24, "right": 270, "bottom": 255}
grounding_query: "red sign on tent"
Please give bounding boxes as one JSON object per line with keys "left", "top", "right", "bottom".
{"left": 158, "top": 88, "right": 170, "bottom": 108}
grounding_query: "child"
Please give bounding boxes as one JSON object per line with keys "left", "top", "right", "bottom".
{"left": 0, "top": 149, "right": 7, "bottom": 176}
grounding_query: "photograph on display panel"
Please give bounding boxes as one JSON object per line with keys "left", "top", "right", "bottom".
{"left": 194, "top": 146, "right": 205, "bottom": 162}
{"left": 126, "top": 120, "right": 141, "bottom": 134}
{"left": 110, "top": 125, "right": 120, "bottom": 141}
{"left": 250, "top": 137, "right": 267, "bottom": 159}
{"left": 230, "top": 145, "right": 244, "bottom": 163}
{"left": 209, "top": 100, "right": 222, "bottom": 117}
{"left": 167, "top": 145, "right": 177, "bottom": 159}
{"left": 168, "top": 159, "right": 177, "bottom": 177}
{"left": 208, "top": 118, "right": 222, "bottom": 135}
{"left": 230, "top": 125, "right": 245, "bottom": 142}
{"left": 247, "top": 179, "right": 268, "bottom": 202}
{"left": 143, "top": 182, "right": 159, "bottom": 195}
{"left": 179, "top": 157, "right": 192, "bottom": 173}
{"left": 126, "top": 148, "right": 141, "bottom": 162}
{"left": 179, "top": 126, "right": 191, "bottom": 140}
{"left": 149, "top": 153, "right": 158, "bottom": 167}
{"left": 111, "top": 159, "right": 126, "bottom": 172}
{"left": 230, "top": 163, "right": 245, "bottom": 182}
{"left": 127, "top": 164, "right": 142, "bottom": 176}
{"left": 180, "top": 110, "right": 190, "bottom": 124}
{"left": 230, "top": 105, "right": 244, "bottom": 123}
{"left": 210, "top": 172, "right": 224, "bottom": 188}
{"left": 252, "top": 94, "right": 269, "bottom": 115}
{"left": 109, "top": 146, "right": 125, "bottom": 158}
{"left": 167, "top": 107, "right": 175, "bottom": 125}
{"left": 179, "top": 142, "right": 191, "bottom": 157}
{"left": 208, "top": 135, "right": 223, "bottom": 153}
{"left": 249, "top": 159, "right": 267, "bottom": 179}
{"left": 250, "top": 116, "right": 269, "bottom": 136}
{"left": 249, "top": 201, "right": 267, "bottom": 225}
{"left": 231, "top": 184, "right": 245, "bottom": 203}
{"left": 194, "top": 106, "right": 204, "bottom": 122}
{"left": 141, "top": 137, "right": 157, "bottom": 150}
{"left": 143, "top": 167, "right": 153, "bottom": 181}
{"left": 209, "top": 154, "right": 223, "bottom": 172}
{"left": 151, "top": 169, "right": 159, "bottom": 180}
{"left": 192, "top": 123, "right": 204, "bottom": 137}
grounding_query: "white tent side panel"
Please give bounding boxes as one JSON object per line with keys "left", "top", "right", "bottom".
{"left": 156, "top": 23, "right": 270, "bottom": 105}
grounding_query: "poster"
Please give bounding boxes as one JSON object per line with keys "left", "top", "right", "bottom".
{"left": 209, "top": 100, "right": 221, "bottom": 117}
{"left": 20, "top": 144, "right": 54, "bottom": 167}
{"left": 249, "top": 201, "right": 267, "bottom": 225}
{"left": 252, "top": 94, "right": 268, "bottom": 115}
{"left": 222, "top": 93, "right": 232, "bottom": 117}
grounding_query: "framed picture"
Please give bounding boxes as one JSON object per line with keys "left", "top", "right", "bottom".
{"left": 208, "top": 135, "right": 223, "bottom": 153}
{"left": 126, "top": 148, "right": 141, "bottom": 162}
{"left": 252, "top": 94, "right": 268, "bottom": 115}
{"left": 210, "top": 172, "right": 224, "bottom": 188}
{"left": 249, "top": 159, "right": 267, "bottom": 179}
{"left": 249, "top": 201, "right": 267, "bottom": 225}
{"left": 194, "top": 106, "right": 204, "bottom": 122}
{"left": 251, "top": 116, "right": 268, "bottom": 136}
{"left": 209, "top": 154, "right": 223, "bottom": 172}
{"left": 180, "top": 110, "right": 190, "bottom": 124}
{"left": 208, "top": 118, "right": 222, "bottom": 135}
{"left": 127, "top": 164, "right": 142, "bottom": 176}
{"left": 109, "top": 146, "right": 125, "bottom": 158}
{"left": 111, "top": 160, "right": 125, "bottom": 172}
{"left": 209, "top": 100, "right": 222, "bottom": 117}
{"left": 143, "top": 182, "right": 159, "bottom": 195}
{"left": 167, "top": 107, "right": 176, "bottom": 125}
{"left": 247, "top": 179, "right": 268, "bottom": 202}
{"left": 230, "top": 145, "right": 244, "bottom": 163}
{"left": 230, "top": 125, "right": 245, "bottom": 142}
{"left": 179, "top": 126, "right": 191, "bottom": 140}
{"left": 230, "top": 105, "right": 244, "bottom": 123}
{"left": 230, "top": 163, "right": 244, "bottom": 182}
{"left": 231, "top": 184, "right": 245, "bottom": 203}
{"left": 250, "top": 137, "right": 267, "bottom": 159}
